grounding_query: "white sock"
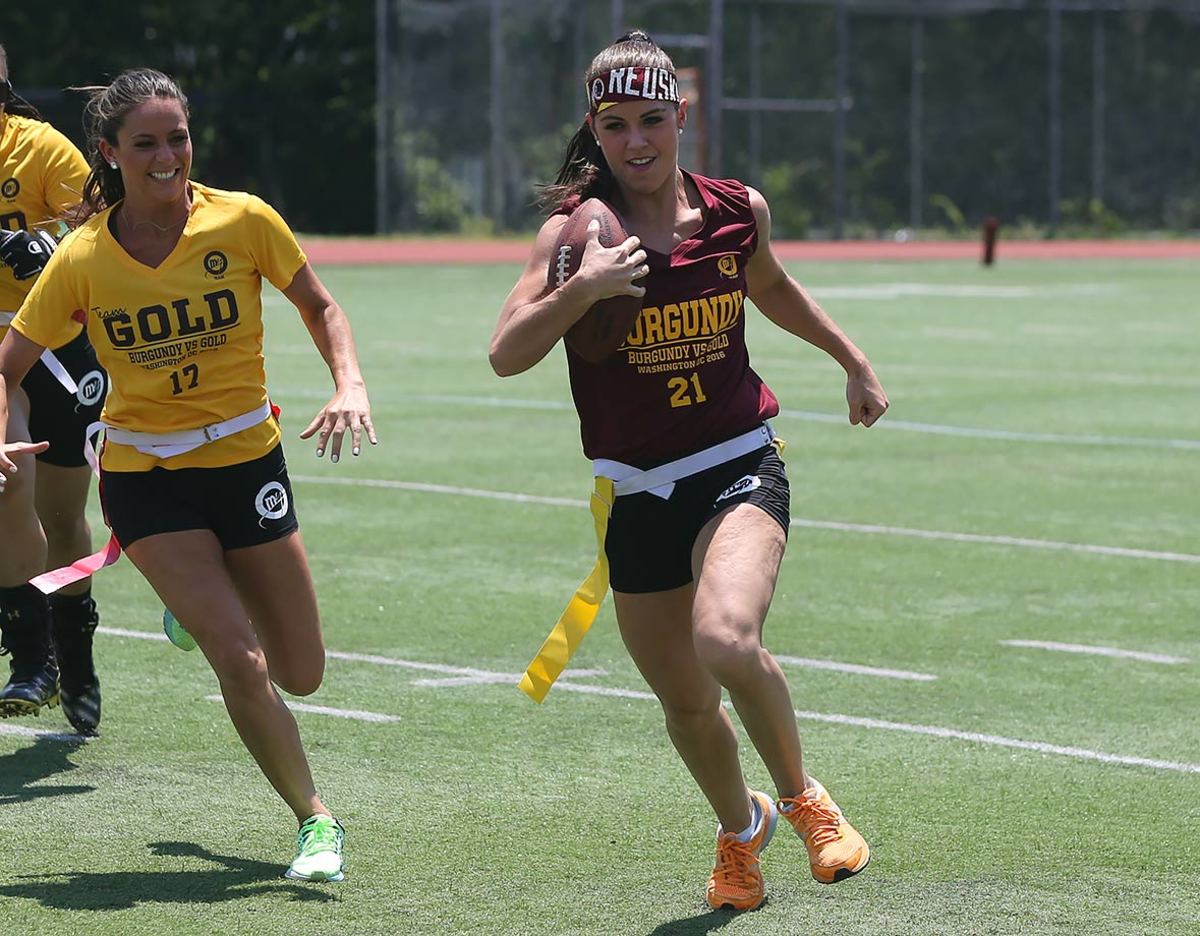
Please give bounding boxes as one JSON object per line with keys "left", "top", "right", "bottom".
{"left": 731, "top": 796, "right": 762, "bottom": 843}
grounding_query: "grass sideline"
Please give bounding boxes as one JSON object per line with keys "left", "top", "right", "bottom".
{"left": 1, "top": 258, "right": 1196, "bottom": 935}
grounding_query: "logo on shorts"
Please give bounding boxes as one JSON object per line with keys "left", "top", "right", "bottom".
{"left": 254, "top": 481, "right": 289, "bottom": 522}
{"left": 203, "top": 250, "right": 228, "bottom": 278}
{"left": 1, "top": 178, "right": 19, "bottom": 199}
{"left": 75, "top": 369, "right": 105, "bottom": 407}
{"left": 717, "top": 255, "right": 738, "bottom": 279}
{"left": 715, "top": 474, "right": 761, "bottom": 505}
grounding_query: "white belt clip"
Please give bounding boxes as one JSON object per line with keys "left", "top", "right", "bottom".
{"left": 594, "top": 422, "right": 775, "bottom": 500}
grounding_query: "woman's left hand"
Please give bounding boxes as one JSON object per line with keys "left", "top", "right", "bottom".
{"left": 846, "top": 365, "right": 889, "bottom": 427}
{"left": 300, "top": 383, "right": 378, "bottom": 462}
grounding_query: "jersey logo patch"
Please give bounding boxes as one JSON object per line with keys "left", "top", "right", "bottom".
{"left": 715, "top": 474, "right": 761, "bottom": 505}
{"left": 717, "top": 254, "right": 738, "bottom": 279}
{"left": 255, "top": 481, "right": 289, "bottom": 523}
{"left": 0, "top": 178, "right": 19, "bottom": 199}
{"left": 203, "top": 250, "right": 229, "bottom": 278}
{"left": 75, "top": 370, "right": 106, "bottom": 408}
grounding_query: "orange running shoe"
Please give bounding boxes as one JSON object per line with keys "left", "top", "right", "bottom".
{"left": 705, "top": 789, "right": 778, "bottom": 912}
{"left": 777, "top": 779, "right": 870, "bottom": 884}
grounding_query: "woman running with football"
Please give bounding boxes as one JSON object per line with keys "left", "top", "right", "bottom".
{"left": 0, "top": 43, "right": 108, "bottom": 735}
{"left": 0, "top": 68, "right": 374, "bottom": 882}
{"left": 491, "top": 30, "right": 889, "bottom": 912}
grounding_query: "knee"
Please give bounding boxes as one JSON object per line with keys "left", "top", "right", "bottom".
{"left": 210, "top": 641, "right": 273, "bottom": 696}
{"left": 40, "top": 510, "right": 89, "bottom": 550}
{"left": 273, "top": 656, "right": 325, "bottom": 697}
{"left": 693, "top": 616, "right": 766, "bottom": 684}
{"left": 659, "top": 690, "right": 723, "bottom": 735}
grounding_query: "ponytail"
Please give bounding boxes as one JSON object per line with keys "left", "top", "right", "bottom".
{"left": 535, "top": 122, "right": 614, "bottom": 213}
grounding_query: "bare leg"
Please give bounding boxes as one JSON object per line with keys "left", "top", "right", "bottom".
{"left": 34, "top": 462, "right": 95, "bottom": 597}
{"left": 0, "top": 389, "right": 47, "bottom": 586}
{"left": 615, "top": 584, "right": 753, "bottom": 833}
{"left": 691, "top": 504, "right": 809, "bottom": 800}
{"left": 125, "top": 529, "right": 327, "bottom": 821}
{"left": 224, "top": 530, "right": 325, "bottom": 696}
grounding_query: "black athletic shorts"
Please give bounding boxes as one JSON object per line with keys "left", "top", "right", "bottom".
{"left": 99, "top": 444, "right": 299, "bottom": 550}
{"left": 604, "top": 443, "right": 790, "bottom": 594}
{"left": 21, "top": 330, "right": 107, "bottom": 468}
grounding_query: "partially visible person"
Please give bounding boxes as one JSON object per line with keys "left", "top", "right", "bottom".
{"left": 0, "top": 68, "right": 376, "bottom": 880}
{"left": 491, "top": 31, "right": 889, "bottom": 912}
{"left": 0, "top": 43, "right": 106, "bottom": 734}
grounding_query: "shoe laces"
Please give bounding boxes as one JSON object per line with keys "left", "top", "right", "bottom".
{"left": 297, "top": 817, "right": 342, "bottom": 856}
{"left": 782, "top": 795, "right": 842, "bottom": 848}
{"left": 712, "top": 834, "right": 760, "bottom": 891}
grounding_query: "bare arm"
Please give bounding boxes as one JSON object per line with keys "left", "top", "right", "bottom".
{"left": 0, "top": 328, "right": 51, "bottom": 483}
{"left": 281, "top": 262, "right": 377, "bottom": 461}
{"left": 743, "top": 187, "right": 889, "bottom": 427}
{"left": 489, "top": 215, "right": 647, "bottom": 377}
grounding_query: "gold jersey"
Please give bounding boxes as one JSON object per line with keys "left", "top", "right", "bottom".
{"left": 0, "top": 113, "right": 89, "bottom": 327}
{"left": 12, "top": 181, "right": 307, "bottom": 470}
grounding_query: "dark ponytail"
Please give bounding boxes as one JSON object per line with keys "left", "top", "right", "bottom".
{"left": 74, "top": 68, "right": 189, "bottom": 225}
{"left": 0, "top": 46, "right": 42, "bottom": 120}
{"left": 536, "top": 30, "right": 677, "bottom": 213}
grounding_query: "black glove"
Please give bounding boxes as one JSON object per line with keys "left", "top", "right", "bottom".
{"left": 0, "top": 229, "right": 58, "bottom": 280}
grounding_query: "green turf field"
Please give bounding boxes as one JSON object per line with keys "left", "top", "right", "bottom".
{"left": 2, "top": 257, "right": 1197, "bottom": 935}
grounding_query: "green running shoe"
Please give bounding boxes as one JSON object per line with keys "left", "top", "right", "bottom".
{"left": 286, "top": 814, "right": 345, "bottom": 882}
{"left": 162, "top": 609, "right": 197, "bottom": 652}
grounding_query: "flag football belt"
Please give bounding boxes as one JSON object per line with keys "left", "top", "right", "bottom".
{"left": 0, "top": 311, "right": 79, "bottom": 395}
{"left": 30, "top": 401, "right": 274, "bottom": 595}
{"left": 88, "top": 399, "right": 273, "bottom": 466}
{"left": 518, "top": 423, "right": 778, "bottom": 702}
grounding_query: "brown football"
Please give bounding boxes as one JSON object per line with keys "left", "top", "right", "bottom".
{"left": 547, "top": 197, "right": 644, "bottom": 363}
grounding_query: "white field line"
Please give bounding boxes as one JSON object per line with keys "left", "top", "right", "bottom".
{"left": 809, "top": 282, "right": 1118, "bottom": 300}
{"left": 100, "top": 625, "right": 169, "bottom": 643}
{"left": 96, "top": 629, "right": 1200, "bottom": 774}
{"left": 205, "top": 694, "right": 402, "bottom": 724}
{"left": 412, "top": 667, "right": 607, "bottom": 688}
{"left": 289, "top": 474, "right": 1200, "bottom": 565}
{"left": 865, "top": 363, "right": 1200, "bottom": 391}
{"left": 0, "top": 722, "right": 88, "bottom": 742}
{"left": 774, "top": 655, "right": 937, "bottom": 681}
{"left": 774, "top": 408, "right": 1200, "bottom": 451}
{"left": 1000, "top": 640, "right": 1189, "bottom": 665}
{"left": 550, "top": 681, "right": 1200, "bottom": 775}
{"left": 786, "top": 518, "right": 1200, "bottom": 564}
{"left": 384, "top": 393, "right": 1200, "bottom": 452}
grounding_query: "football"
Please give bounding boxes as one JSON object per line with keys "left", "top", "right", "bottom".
{"left": 547, "top": 197, "right": 644, "bottom": 363}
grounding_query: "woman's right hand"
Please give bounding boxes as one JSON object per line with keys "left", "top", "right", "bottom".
{"left": 574, "top": 218, "right": 649, "bottom": 303}
{"left": 0, "top": 440, "right": 49, "bottom": 492}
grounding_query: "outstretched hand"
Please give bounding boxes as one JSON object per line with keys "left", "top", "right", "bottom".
{"left": 299, "top": 383, "right": 377, "bottom": 462}
{"left": 846, "top": 366, "right": 889, "bottom": 428}
{"left": 0, "top": 440, "right": 50, "bottom": 491}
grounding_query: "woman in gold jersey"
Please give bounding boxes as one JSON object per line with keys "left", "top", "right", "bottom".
{"left": 0, "top": 43, "right": 107, "bottom": 734}
{"left": 0, "top": 69, "right": 374, "bottom": 882}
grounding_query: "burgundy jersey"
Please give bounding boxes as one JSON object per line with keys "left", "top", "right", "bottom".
{"left": 559, "top": 172, "right": 779, "bottom": 465}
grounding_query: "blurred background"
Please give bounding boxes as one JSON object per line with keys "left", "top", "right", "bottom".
{"left": 4, "top": 0, "right": 1200, "bottom": 237}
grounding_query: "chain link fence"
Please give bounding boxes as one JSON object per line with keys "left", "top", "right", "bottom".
{"left": 379, "top": 0, "right": 1200, "bottom": 237}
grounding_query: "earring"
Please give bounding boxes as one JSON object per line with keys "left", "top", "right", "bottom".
{"left": 109, "top": 161, "right": 118, "bottom": 169}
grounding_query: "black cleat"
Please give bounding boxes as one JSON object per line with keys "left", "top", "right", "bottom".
{"left": 0, "top": 584, "right": 59, "bottom": 717}
{"left": 0, "top": 648, "right": 60, "bottom": 717}
{"left": 50, "top": 595, "right": 101, "bottom": 735}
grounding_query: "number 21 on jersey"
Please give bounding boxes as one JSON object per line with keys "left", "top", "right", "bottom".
{"left": 667, "top": 372, "right": 706, "bottom": 408}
